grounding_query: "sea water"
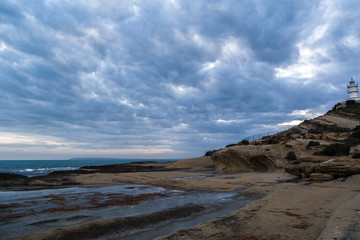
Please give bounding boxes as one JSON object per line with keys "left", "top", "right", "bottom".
{"left": 0, "top": 159, "right": 177, "bottom": 177}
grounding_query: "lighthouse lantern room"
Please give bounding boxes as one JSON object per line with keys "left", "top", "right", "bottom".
{"left": 347, "top": 78, "right": 360, "bottom": 100}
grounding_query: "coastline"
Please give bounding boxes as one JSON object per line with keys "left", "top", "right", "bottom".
{"left": 1, "top": 158, "right": 360, "bottom": 240}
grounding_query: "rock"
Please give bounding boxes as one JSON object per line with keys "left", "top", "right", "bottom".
{"left": 285, "top": 151, "right": 297, "bottom": 160}
{"left": 303, "top": 165, "right": 314, "bottom": 177}
{"left": 310, "top": 173, "right": 333, "bottom": 181}
{"left": 285, "top": 166, "right": 303, "bottom": 177}
{"left": 0, "top": 173, "right": 29, "bottom": 186}
{"left": 306, "top": 141, "right": 320, "bottom": 149}
{"left": 313, "top": 162, "right": 360, "bottom": 177}
{"left": 212, "top": 149, "right": 276, "bottom": 172}
{"left": 79, "top": 163, "right": 167, "bottom": 173}
{"left": 0, "top": 172, "right": 28, "bottom": 180}
{"left": 285, "top": 165, "right": 315, "bottom": 178}
{"left": 286, "top": 159, "right": 360, "bottom": 178}
{"left": 320, "top": 143, "right": 350, "bottom": 156}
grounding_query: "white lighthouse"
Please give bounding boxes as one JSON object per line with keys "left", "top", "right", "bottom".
{"left": 347, "top": 78, "right": 360, "bottom": 100}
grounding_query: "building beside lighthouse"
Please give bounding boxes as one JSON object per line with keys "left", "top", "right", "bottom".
{"left": 347, "top": 78, "right": 360, "bottom": 100}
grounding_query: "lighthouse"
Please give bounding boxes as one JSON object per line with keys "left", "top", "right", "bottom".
{"left": 347, "top": 78, "right": 360, "bottom": 100}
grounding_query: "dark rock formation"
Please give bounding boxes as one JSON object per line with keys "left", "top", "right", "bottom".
{"left": 240, "top": 139, "right": 249, "bottom": 145}
{"left": 306, "top": 141, "right": 320, "bottom": 149}
{"left": 0, "top": 172, "right": 29, "bottom": 186}
{"left": 285, "top": 152, "right": 297, "bottom": 160}
{"left": 80, "top": 163, "right": 168, "bottom": 173}
{"left": 320, "top": 143, "right": 350, "bottom": 156}
{"left": 0, "top": 172, "right": 28, "bottom": 180}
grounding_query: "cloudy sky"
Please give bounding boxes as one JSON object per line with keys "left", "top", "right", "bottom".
{"left": 0, "top": 0, "right": 359, "bottom": 160}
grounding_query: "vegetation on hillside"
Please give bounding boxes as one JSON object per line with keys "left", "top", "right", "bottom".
{"left": 328, "top": 100, "right": 360, "bottom": 119}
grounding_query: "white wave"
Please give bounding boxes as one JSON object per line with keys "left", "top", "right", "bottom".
{"left": 14, "top": 167, "right": 79, "bottom": 176}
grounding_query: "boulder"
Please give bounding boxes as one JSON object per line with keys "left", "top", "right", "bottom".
{"left": 306, "top": 141, "right": 320, "bottom": 149}
{"left": 285, "top": 151, "right": 297, "bottom": 160}
{"left": 310, "top": 173, "right": 333, "bottom": 181}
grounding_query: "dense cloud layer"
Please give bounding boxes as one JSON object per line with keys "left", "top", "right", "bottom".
{"left": 0, "top": 0, "right": 359, "bottom": 159}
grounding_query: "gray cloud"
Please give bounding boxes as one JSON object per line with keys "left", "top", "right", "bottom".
{"left": 0, "top": 0, "right": 360, "bottom": 159}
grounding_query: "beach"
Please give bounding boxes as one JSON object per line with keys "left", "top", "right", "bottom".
{"left": 1, "top": 157, "right": 360, "bottom": 240}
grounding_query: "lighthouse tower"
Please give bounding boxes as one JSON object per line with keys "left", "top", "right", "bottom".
{"left": 347, "top": 78, "right": 360, "bottom": 100}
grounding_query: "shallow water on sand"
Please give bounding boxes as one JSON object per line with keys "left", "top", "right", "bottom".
{"left": 0, "top": 184, "right": 248, "bottom": 239}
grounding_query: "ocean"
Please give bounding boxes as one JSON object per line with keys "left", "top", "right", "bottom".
{"left": 0, "top": 159, "right": 177, "bottom": 177}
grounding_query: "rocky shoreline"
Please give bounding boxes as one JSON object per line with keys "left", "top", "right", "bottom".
{"left": 2, "top": 101, "right": 360, "bottom": 239}
{"left": 1, "top": 158, "right": 360, "bottom": 240}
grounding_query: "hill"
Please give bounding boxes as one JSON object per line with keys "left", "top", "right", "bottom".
{"left": 196, "top": 100, "right": 360, "bottom": 180}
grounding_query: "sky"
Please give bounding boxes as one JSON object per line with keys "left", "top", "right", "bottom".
{"left": 1, "top": 0, "right": 360, "bottom": 160}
